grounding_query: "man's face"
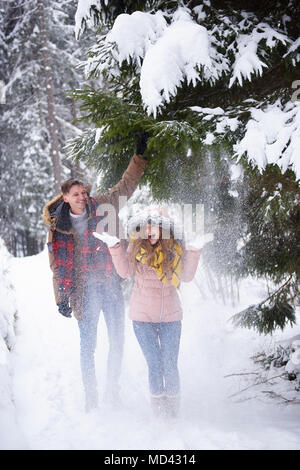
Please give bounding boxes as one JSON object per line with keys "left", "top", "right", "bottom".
{"left": 63, "top": 184, "right": 88, "bottom": 215}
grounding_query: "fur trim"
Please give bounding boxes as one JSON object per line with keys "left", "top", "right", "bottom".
{"left": 42, "top": 193, "right": 63, "bottom": 226}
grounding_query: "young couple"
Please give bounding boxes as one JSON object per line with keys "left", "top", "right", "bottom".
{"left": 43, "top": 137, "right": 212, "bottom": 417}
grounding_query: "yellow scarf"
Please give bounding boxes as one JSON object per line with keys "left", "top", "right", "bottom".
{"left": 136, "top": 241, "right": 182, "bottom": 288}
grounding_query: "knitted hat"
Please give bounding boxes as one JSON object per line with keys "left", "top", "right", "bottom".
{"left": 127, "top": 205, "right": 183, "bottom": 241}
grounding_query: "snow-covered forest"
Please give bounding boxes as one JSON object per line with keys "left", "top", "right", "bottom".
{"left": 0, "top": 0, "right": 299, "bottom": 450}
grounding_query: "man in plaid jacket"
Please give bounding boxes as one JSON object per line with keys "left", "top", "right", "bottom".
{"left": 43, "top": 138, "right": 147, "bottom": 412}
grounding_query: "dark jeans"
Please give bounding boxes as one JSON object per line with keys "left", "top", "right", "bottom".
{"left": 78, "top": 280, "right": 124, "bottom": 399}
{"left": 133, "top": 321, "right": 181, "bottom": 396}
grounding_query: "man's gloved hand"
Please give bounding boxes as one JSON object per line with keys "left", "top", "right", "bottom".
{"left": 57, "top": 300, "right": 72, "bottom": 318}
{"left": 135, "top": 131, "right": 149, "bottom": 157}
{"left": 93, "top": 232, "right": 120, "bottom": 248}
{"left": 186, "top": 232, "right": 214, "bottom": 250}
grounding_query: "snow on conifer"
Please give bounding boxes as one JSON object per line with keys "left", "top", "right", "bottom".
{"left": 74, "top": 2, "right": 300, "bottom": 180}
{"left": 76, "top": 0, "right": 300, "bottom": 178}
{"left": 234, "top": 100, "right": 300, "bottom": 179}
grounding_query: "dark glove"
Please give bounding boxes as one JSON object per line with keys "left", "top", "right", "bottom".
{"left": 57, "top": 300, "right": 72, "bottom": 318}
{"left": 135, "top": 131, "right": 149, "bottom": 157}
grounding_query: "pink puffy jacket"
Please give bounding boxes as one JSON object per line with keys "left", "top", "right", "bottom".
{"left": 109, "top": 243, "right": 201, "bottom": 323}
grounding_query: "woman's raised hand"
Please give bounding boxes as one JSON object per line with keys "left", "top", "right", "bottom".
{"left": 186, "top": 232, "right": 214, "bottom": 250}
{"left": 93, "top": 232, "right": 120, "bottom": 248}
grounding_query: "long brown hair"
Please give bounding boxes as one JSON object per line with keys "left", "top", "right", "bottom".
{"left": 130, "top": 226, "right": 177, "bottom": 274}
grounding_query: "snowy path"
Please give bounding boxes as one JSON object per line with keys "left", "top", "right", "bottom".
{"left": 8, "top": 249, "right": 300, "bottom": 450}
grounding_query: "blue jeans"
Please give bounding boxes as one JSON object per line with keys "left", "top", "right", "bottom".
{"left": 78, "top": 280, "right": 124, "bottom": 398}
{"left": 133, "top": 321, "right": 181, "bottom": 396}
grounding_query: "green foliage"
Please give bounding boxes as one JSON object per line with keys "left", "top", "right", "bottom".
{"left": 69, "top": 0, "right": 300, "bottom": 195}
{"left": 228, "top": 164, "right": 300, "bottom": 334}
{"left": 231, "top": 300, "right": 296, "bottom": 335}
{"left": 66, "top": 86, "right": 212, "bottom": 194}
{"left": 238, "top": 166, "right": 300, "bottom": 281}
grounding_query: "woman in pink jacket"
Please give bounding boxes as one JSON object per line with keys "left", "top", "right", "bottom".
{"left": 94, "top": 207, "right": 211, "bottom": 418}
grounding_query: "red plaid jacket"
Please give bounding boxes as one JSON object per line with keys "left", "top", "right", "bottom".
{"left": 51, "top": 197, "right": 114, "bottom": 297}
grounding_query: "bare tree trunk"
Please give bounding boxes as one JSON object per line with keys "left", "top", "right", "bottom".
{"left": 217, "top": 275, "right": 226, "bottom": 305}
{"left": 230, "top": 275, "right": 235, "bottom": 307}
{"left": 70, "top": 98, "right": 85, "bottom": 179}
{"left": 37, "top": 0, "right": 62, "bottom": 194}
{"left": 205, "top": 264, "right": 217, "bottom": 296}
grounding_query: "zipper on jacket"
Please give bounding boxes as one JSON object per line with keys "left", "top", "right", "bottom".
{"left": 160, "top": 283, "right": 165, "bottom": 322}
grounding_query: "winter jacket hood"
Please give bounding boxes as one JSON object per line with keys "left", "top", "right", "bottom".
{"left": 42, "top": 192, "right": 64, "bottom": 226}
{"left": 42, "top": 184, "right": 92, "bottom": 233}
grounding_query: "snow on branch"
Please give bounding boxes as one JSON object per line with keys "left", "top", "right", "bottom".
{"left": 229, "top": 23, "right": 290, "bottom": 88}
{"left": 234, "top": 100, "right": 300, "bottom": 179}
{"left": 75, "top": 0, "right": 101, "bottom": 38}
{"left": 140, "top": 9, "right": 213, "bottom": 117}
{"left": 82, "top": 10, "right": 167, "bottom": 82}
{"left": 74, "top": 2, "right": 299, "bottom": 180}
{"left": 283, "top": 37, "right": 300, "bottom": 65}
{"left": 106, "top": 10, "right": 167, "bottom": 66}
{"left": 92, "top": 7, "right": 217, "bottom": 117}
{"left": 79, "top": 5, "right": 294, "bottom": 118}
{"left": 190, "top": 100, "right": 300, "bottom": 179}
{"left": 190, "top": 106, "right": 240, "bottom": 144}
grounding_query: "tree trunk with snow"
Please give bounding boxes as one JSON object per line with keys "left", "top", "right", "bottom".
{"left": 37, "top": 0, "right": 62, "bottom": 194}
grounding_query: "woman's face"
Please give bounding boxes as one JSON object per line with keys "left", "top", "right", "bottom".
{"left": 146, "top": 224, "right": 160, "bottom": 245}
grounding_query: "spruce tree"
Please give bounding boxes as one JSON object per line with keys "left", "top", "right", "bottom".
{"left": 68, "top": 0, "right": 300, "bottom": 333}
{"left": 71, "top": 0, "right": 300, "bottom": 182}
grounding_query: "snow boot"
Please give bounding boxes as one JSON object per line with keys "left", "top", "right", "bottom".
{"left": 150, "top": 395, "right": 167, "bottom": 418}
{"left": 103, "top": 387, "right": 123, "bottom": 409}
{"left": 85, "top": 388, "right": 98, "bottom": 413}
{"left": 164, "top": 395, "right": 180, "bottom": 419}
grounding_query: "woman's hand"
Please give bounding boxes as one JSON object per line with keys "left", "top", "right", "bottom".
{"left": 186, "top": 232, "right": 214, "bottom": 250}
{"left": 93, "top": 232, "right": 120, "bottom": 248}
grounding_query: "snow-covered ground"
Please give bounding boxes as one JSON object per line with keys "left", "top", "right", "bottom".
{"left": 1, "top": 246, "right": 300, "bottom": 450}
